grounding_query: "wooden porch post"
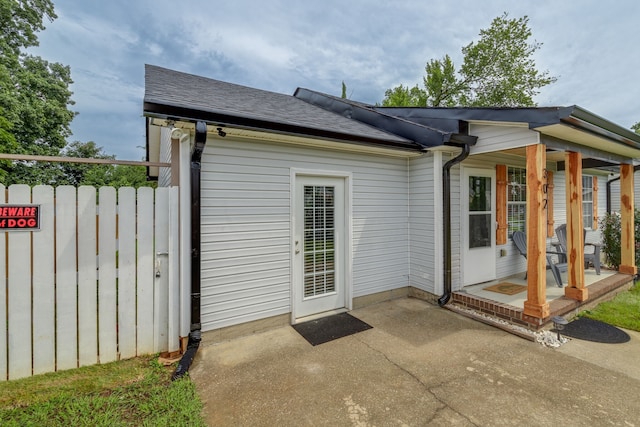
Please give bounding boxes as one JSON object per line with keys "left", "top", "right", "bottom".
{"left": 523, "top": 144, "right": 550, "bottom": 318}
{"left": 619, "top": 164, "right": 637, "bottom": 275}
{"left": 564, "top": 151, "right": 588, "bottom": 301}
{"left": 546, "top": 171, "right": 555, "bottom": 238}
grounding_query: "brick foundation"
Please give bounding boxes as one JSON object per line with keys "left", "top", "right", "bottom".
{"left": 451, "top": 273, "right": 634, "bottom": 330}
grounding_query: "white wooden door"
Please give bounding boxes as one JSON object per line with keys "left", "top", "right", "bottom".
{"left": 293, "top": 176, "right": 346, "bottom": 319}
{"left": 462, "top": 168, "right": 496, "bottom": 285}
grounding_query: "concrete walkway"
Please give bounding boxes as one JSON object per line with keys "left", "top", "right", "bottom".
{"left": 190, "top": 298, "right": 640, "bottom": 426}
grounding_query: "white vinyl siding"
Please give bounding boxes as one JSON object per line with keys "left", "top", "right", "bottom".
{"left": 469, "top": 124, "right": 538, "bottom": 155}
{"left": 608, "top": 170, "right": 640, "bottom": 214}
{"left": 200, "top": 137, "right": 409, "bottom": 331}
{"left": 158, "top": 127, "right": 172, "bottom": 187}
{"left": 448, "top": 156, "right": 463, "bottom": 290}
{"left": 408, "top": 153, "right": 438, "bottom": 293}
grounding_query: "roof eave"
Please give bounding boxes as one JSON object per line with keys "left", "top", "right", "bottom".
{"left": 553, "top": 106, "right": 640, "bottom": 150}
{"left": 143, "top": 101, "right": 423, "bottom": 152}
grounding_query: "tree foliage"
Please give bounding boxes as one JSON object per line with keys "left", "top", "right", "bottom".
{"left": 423, "top": 55, "right": 464, "bottom": 107}
{"left": 7, "top": 140, "right": 155, "bottom": 188}
{"left": 0, "top": 0, "right": 56, "bottom": 53}
{"left": 64, "top": 141, "right": 154, "bottom": 188}
{"left": 382, "top": 13, "right": 557, "bottom": 107}
{"left": 632, "top": 122, "right": 640, "bottom": 134}
{"left": 1, "top": 0, "right": 76, "bottom": 182}
{"left": 60, "top": 141, "right": 114, "bottom": 186}
{"left": 381, "top": 84, "right": 426, "bottom": 107}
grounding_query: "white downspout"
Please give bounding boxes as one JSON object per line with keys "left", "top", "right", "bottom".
{"left": 172, "top": 128, "right": 192, "bottom": 344}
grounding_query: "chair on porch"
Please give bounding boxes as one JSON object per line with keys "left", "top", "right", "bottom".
{"left": 512, "top": 231, "right": 567, "bottom": 287}
{"left": 554, "top": 224, "right": 601, "bottom": 275}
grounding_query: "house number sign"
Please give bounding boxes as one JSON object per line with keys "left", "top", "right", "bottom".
{"left": 542, "top": 169, "right": 549, "bottom": 211}
{"left": 0, "top": 205, "right": 40, "bottom": 231}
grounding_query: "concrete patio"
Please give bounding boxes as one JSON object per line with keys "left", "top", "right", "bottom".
{"left": 190, "top": 297, "right": 640, "bottom": 426}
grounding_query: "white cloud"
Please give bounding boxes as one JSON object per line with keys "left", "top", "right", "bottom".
{"left": 28, "top": 0, "right": 640, "bottom": 158}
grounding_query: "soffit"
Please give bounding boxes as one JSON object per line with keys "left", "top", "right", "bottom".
{"left": 536, "top": 124, "right": 640, "bottom": 160}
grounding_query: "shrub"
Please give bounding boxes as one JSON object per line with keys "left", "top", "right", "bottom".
{"left": 599, "top": 209, "right": 640, "bottom": 270}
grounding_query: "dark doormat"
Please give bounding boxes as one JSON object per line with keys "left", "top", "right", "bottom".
{"left": 292, "top": 312, "right": 373, "bottom": 346}
{"left": 553, "top": 317, "right": 631, "bottom": 344}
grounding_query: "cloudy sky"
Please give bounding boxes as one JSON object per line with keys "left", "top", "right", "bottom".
{"left": 31, "top": 0, "right": 640, "bottom": 160}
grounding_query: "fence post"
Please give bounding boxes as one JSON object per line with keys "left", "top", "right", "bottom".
{"left": 7, "top": 185, "right": 32, "bottom": 380}
{"left": 154, "top": 188, "right": 169, "bottom": 353}
{"left": 118, "top": 187, "right": 137, "bottom": 360}
{"left": 32, "top": 185, "right": 55, "bottom": 374}
{"left": 77, "top": 186, "right": 98, "bottom": 367}
{"left": 168, "top": 186, "right": 181, "bottom": 353}
{"left": 0, "top": 185, "right": 6, "bottom": 380}
{"left": 137, "top": 187, "right": 155, "bottom": 355}
{"left": 98, "top": 187, "right": 118, "bottom": 363}
{"left": 56, "top": 186, "right": 79, "bottom": 371}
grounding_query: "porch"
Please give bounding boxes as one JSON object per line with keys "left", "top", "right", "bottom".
{"left": 456, "top": 139, "right": 638, "bottom": 327}
{"left": 451, "top": 269, "right": 634, "bottom": 330}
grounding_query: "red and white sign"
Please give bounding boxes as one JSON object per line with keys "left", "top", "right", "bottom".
{"left": 0, "top": 205, "right": 40, "bottom": 231}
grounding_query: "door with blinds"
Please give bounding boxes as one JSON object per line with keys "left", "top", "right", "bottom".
{"left": 462, "top": 167, "right": 496, "bottom": 285}
{"left": 293, "top": 175, "right": 346, "bottom": 319}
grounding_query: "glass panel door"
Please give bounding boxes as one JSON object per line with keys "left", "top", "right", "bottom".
{"left": 294, "top": 175, "right": 346, "bottom": 319}
{"left": 468, "top": 176, "right": 492, "bottom": 249}
{"left": 462, "top": 168, "right": 496, "bottom": 286}
{"left": 303, "top": 185, "right": 336, "bottom": 298}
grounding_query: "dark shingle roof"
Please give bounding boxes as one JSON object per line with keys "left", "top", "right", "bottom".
{"left": 294, "top": 88, "right": 477, "bottom": 148}
{"left": 144, "top": 64, "right": 420, "bottom": 151}
{"left": 374, "top": 106, "right": 640, "bottom": 148}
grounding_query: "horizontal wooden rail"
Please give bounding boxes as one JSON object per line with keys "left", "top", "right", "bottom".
{"left": 0, "top": 153, "right": 170, "bottom": 168}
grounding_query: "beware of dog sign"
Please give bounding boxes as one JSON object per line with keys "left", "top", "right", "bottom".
{"left": 0, "top": 205, "right": 41, "bottom": 231}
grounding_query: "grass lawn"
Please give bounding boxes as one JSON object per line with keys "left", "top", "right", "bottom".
{"left": 579, "top": 282, "right": 640, "bottom": 332}
{"left": 0, "top": 355, "right": 205, "bottom": 426}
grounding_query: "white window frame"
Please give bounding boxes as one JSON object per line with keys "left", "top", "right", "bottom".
{"left": 582, "top": 175, "right": 594, "bottom": 230}
{"left": 507, "top": 166, "right": 526, "bottom": 238}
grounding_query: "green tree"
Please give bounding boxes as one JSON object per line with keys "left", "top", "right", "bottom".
{"left": 104, "top": 165, "right": 155, "bottom": 189}
{"left": 0, "top": 111, "right": 17, "bottom": 182}
{"left": 1, "top": 0, "right": 76, "bottom": 183}
{"left": 78, "top": 163, "right": 155, "bottom": 189}
{"left": 381, "top": 84, "right": 427, "bottom": 107}
{"left": 60, "top": 141, "right": 114, "bottom": 186}
{"left": 423, "top": 55, "right": 465, "bottom": 107}
{"left": 632, "top": 122, "right": 640, "bottom": 134}
{"left": 58, "top": 141, "right": 154, "bottom": 188}
{"left": 6, "top": 140, "right": 154, "bottom": 188}
{"left": 382, "top": 13, "right": 557, "bottom": 107}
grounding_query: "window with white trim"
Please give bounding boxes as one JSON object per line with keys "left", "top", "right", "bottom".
{"left": 507, "top": 166, "right": 526, "bottom": 237}
{"left": 583, "top": 175, "right": 593, "bottom": 229}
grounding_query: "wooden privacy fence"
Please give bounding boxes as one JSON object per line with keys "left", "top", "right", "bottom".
{"left": 0, "top": 184, "right": 180, "bottom": 381}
